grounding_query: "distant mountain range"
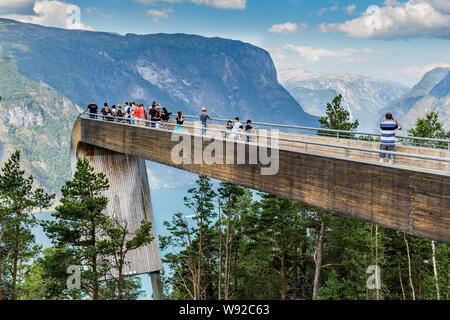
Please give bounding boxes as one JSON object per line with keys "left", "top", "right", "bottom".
{"left": 0, "top": 18, "right": 317, "bottom": 193}
{"left": 279, "top": 69, "right": 410, "bottom": 132}
{"left": 377, "top": 67, "right": 450, "bottom": 131}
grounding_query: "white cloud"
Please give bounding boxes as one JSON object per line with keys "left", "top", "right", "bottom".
{"left": 320, "top": 0, "right": 450, "bottom": 39}
{"left": 85, "top": 7, "right": 113, "bottom": 19}
{"left": 384, "top": 62, "right": 450, "bottom": 86}
{"left": 268, "top": 22, "right": 306, "bottom": 34}
{"left": 134, "top": 0, "right": 246, "bottom": 10}
{"left": 344, "top": 4, "right": 356, "bottom": 14}
{"left": 317, "top": 5, "right": 339, "bottom": 16}
{"left": 146, "top": 8, "right": 172, "bottom": 21}
{"left": 283, "top": 44, "right": 384, "bottom": 63}
{"left": 0, "top": 0, "right": 35, "bottom": 15}
{"left": 317, "top": 8, "right": 328, "bottom": 16}
{"left": 0, "top": 0, "right": 94, "bottom": 30}
{"left": 399, "top": 63, "right": 450, "bottom": 77}
{"left": 329, "top": 5, "right": 339, "bottom": 12}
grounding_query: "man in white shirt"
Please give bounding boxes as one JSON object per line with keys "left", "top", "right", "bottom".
{"left": 229, "top": 117, "right": 242, "bottom": 140}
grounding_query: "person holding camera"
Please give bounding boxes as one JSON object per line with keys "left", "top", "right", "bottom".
{"left": 379, "top": 113, "right": 402, "bottom": 164}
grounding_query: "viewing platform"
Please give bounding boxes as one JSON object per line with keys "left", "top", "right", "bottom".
{"left": 72, "top": 113, "right": 450, "bottom": 249}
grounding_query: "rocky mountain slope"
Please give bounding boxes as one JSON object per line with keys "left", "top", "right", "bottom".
{"left": 0, "top": 18, "right": 317, "bottom": 126}
{"left": 0, "top": 18, "right": 317, "bottom": 192}
{"left": 0, "top": 56, "right": 81, "bottom": 192}
{"left": 377, "top": 67, "right": 450, "bottom": 131}
{"left": 279, "top": 69, "right": 409, "bottom": 132}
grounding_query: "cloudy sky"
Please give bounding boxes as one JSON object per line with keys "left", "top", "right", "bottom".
{"left": 0, "top": 0, "right": 449, "bottom": 86}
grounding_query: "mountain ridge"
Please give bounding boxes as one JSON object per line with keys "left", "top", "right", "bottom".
{"left": 0, "top": 18, "right": 317, "bottom": 126}
{"left": 279, "top": 68, "right": 409, "bottom": 132}
{"left": 0, "top": 18, "right": 318, "bottom": 193}
{"left": 377, "top": 67, "right": 450, "bottom": 131}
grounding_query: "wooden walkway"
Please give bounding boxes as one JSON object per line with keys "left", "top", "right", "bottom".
{"left": 72, "top": 118, "right": 450, "bottom": 246}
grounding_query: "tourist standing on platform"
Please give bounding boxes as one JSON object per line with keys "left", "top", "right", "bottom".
{"left": 139, "top": 103, "right": 146, "bottom": 126}
{"left": 101, "top": 103, "right": 111, "bottom": 121}
{"left": 125, "top": 102, "right": 131, "bottom": 124}
{"left": 161, "top": 107, "right": 172, "bottom": 129}
{"left": 133, "top": 103, "right": 141, "bottom": 125}
{"left": 129, "top": 103, "right": 136, "bottom": 125}
{"left": 117, "top": 104, "right": 124, "bottom": 122}
{"left": 226, "top": 120, "right": 233, "bottom": 138}
{"left": 85, "top": 101, "right": 98, "bottom": 119}
{"left": 245, "top": 120, "right": 258, "bottom": 142}
{"left": 149, "top": 103, "right": 157, "bottom": 128}
{"left": 176, "top": 111, "right": 184, "bottom": 132}
{"left": 199, "top": 107, "right": 210, "bottom": 135}
{"left": 154, "top": 105, "right": 162, "bottom": 128}
{"left": 379, "top": 113, "right": 402, "bottom": 164}
{"left": 237, "top": 125, "right": 245, "bottom": 141}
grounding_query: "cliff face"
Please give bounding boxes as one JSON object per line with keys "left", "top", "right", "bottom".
{"left": 0, "top": 57, "right": 81, "bottom": 192}
{"left": 0, "top": 18, "right": 318, "bottom": 192}
{"left": 377, "top": 67, "right": 450, "bottom": 131}
{"left": 0, "top": 19, "right": 317, "bottom": 126}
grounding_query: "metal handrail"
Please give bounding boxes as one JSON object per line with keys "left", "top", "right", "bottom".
{"left": 79, "top": 112, "right": 450, "bottom": 174}
{"left": 182, "top": 115, "right": 450, "bottom": 149}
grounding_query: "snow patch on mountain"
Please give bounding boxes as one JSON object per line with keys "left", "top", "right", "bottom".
{"left": 279, "top": 69, "right": 409, "bottom": 132}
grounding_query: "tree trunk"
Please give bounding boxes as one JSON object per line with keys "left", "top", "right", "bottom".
{"left": 92, "top": 226, "right": 99, "bottom": 300}
{"left": 118, "top": 260, "right": 124, "bottom": 300}
{"left": 224, "top": 202, "right": 232, "bottom": 300}
{"left": 431, "top": 241, "right": 440, "bottom": 300}
{"left": 11, "top": 224, "right": 20, "bottom": 300}
{"left": 397, "top": 254, "right": 406, "bottom": 300}
{"left": 403, "top": 233, "right": 415, "bottom": 300}
{"left": 300, "top": 240, "right": 307, "bottom": 299}
{"left": 0, "top": 230, "right": 3, "bottom": 300}
{"left": 312, "top": 217, "right": 325, "bottom": 300}
{"left": 0, "top": 269, "right": 2, "bottom": 300}
{"left": 281, "top": 250, "right": 286, "bottom": 300}
{"left": 197, "top": 218, "right": 203, "bottom": 300}
{"left": 218, "top": 204, "right": 223, "bottom": 300}
{"left": 292, "top": 240, "right": 299, "bottom": 300}
{"left": 375, "top": 225, "right": 380, "bottom": 300}
{"left": 92, "top": 255, "right": 99, "bottom": 300}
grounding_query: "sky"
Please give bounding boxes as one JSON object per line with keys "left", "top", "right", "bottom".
{"left": 0, "top": 0, "right": 449, "bottom": 85}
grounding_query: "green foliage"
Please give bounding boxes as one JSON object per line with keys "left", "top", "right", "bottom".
{"left": 0, "top": 150, "right": 54, "bottom": 300}
{"left": 407, "top": 111, "right": 450, "bottom": 148}
{"left": 42, "top": 158, "right": 149, "bottom": 300}
{"left": 161, "top": 174, "right": 449, "bottom": 301}
{"left": 18, "top": 246, "right": 82, "bottom": 300}
{"left": 161, "top": 176, "right": 218, "bottom": 300}
{"left": 318, "top": 94, "right": 359, "bottom": 138}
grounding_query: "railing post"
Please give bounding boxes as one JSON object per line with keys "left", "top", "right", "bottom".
{"left": 344, "top": 148, "right": 348, "bottom": 158}
{"left": 305, "top": 143, "right": 308, "bottom": 153}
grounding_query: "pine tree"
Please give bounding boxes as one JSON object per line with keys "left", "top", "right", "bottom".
{"left": 161, "top": 176, "right": 217, "bottom": 300}
{"left": 100, "top": 217, "right": 154, "bottom": 300}
{"left": 43, "top": 158, "right": 150, "bottom": 300}
{"left": 0, "top": 150, "right": 54, "bottom": 300}
{"left": 408, "top": 111, "right": 450, "bottom": 148}
{"left": 318, "top": 94, "right": 359, "bottom": 138}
